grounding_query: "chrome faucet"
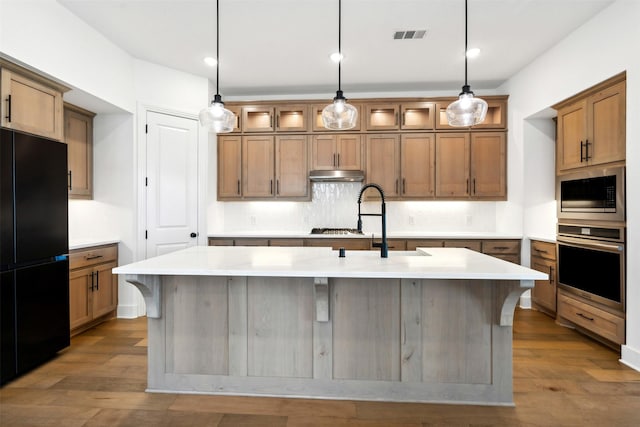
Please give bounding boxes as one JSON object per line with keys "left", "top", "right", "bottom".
{"left": 357, "top": 183, "right": 388, "bottom": 258}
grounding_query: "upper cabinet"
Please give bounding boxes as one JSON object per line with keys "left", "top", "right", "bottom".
{"left": 217, "top": 135, "right": 243, "bottom": 200}
{"left": 241, "top": 105, "right": 308, "bottom": 132}
{"left": 365, "top": 133, "right": 435, "bottom": 200}
{"left": 435, "top": 132, "right": 506, "bottom": 200}
{"left": 64, "top": 104, "right": 95, "bottom": 199}
{"left": 311, "top": 134, "right": 363, "bottom": 171}
{"left": 555, "top": 75, "right": 626, "bottom": 172}
{"left": 365, "top": 102, "right": 436, "bottom": 131}
{"left": 0, "top": 60, "right": 68, "bottom": 141}
{"left": 435, "top": 98, "right": 507, "bottom": 130}
{"left": 311, "top": 103, "right": 362, "bottom": 132}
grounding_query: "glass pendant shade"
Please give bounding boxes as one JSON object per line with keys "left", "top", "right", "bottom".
{"left": 446, "top": 86, "right": 488, "bottom": 127}
{"left": 322, "top": 90, "right": 358, "bottom": 130}
{"left": 199, "top": 95, "right": 235, "bottom": 133}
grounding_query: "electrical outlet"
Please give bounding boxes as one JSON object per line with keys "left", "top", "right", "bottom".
{"left": 250, "top": 216, "right": 256, "bottom": 225}
{"left": 466, "top": 215, "right": 472, "bottom": 226}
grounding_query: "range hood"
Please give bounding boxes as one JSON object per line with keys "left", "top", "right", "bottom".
{"left": 309, "top": 169, "right": 365, "bottom": 182}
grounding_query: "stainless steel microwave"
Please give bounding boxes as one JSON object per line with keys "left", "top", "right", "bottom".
{"left": 557, "top": 166, "right": 625, "bottom": 222}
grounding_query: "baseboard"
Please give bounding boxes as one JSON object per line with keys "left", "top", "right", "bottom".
{"left": 117, "top": 303, "right": 141, "bottom": 319}
{"left": 621, "top": 345, "right": 640, "bottom": 372}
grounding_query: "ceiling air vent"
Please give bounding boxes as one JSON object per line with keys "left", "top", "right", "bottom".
{"left": 393, "top": 30, "right": 427, "bottom": 40}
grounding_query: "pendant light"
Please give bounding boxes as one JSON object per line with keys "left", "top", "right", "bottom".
{"left": 322, "top": 0, "right": 358, "bottom": 130}
{"left": 199, "top": 0, "right": 235, "bottom": 133}
{"left": 446, "top": 0, "right": 488, "bottom": 127}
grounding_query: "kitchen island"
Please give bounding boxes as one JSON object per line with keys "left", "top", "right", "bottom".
{"left": 113, "top": 245, "right": 546, "bottom": 405}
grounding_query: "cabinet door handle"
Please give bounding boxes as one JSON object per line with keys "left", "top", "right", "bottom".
{"left": 549, "top": 266, "right": 554, "bottom": 285}
{"left": 270, "top": 179, "right": 273, "bottom": 195}
{"left": 473, "top": 178, "right": 476, "bottom": 195}
{"left": 88, "top": 272, "right": 94, "bottom": 291}
{"left": 276, "top": 114, "right": 279, "bottom": 129}
{"left": 276, "top": 179, "right": 280, "bottom": 195}
{"left": 270, "top": 115, "right": 273, "bottom": 129}
{"left": 402, "top": 178, "right": 406, "bottom": 194}
{"left": 576, "top": 312, "right": 594, "bottom": 321}
{"left": 395, "top": 112, "right": 398, "bottom": 126}
{"left": 95, "top": 271, "right": 99, "bottom": 291}
{"left": 580, "top": 141, "right": 585, "bottom": 162}
{"left": 68, "top": 171, "right": 73, "bottom": 190}
{"left": 237, "top": 179, "right": 241, "bottom": 195}
{"left": 5, "top": 95, "right": 11, "bottom": 122}
{"left": 402, "top": 112, "right": 406, "bottom": 126}
{"left": 337, "top": 153, "right": 340, "bottom": 167}
{"left": 333, "top": 153, "right": 336, "bottom": 167}
{"left": 466, "top": 179, "right": 470, "bottom": 195}
{"left": 585, "top": 139, "right": 590, "bottom": 161}
{"left": 395, "top": 179, "right": 399, "bottom": 194}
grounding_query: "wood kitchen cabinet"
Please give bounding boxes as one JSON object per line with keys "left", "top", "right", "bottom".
{"left": 0, "top": 60, "right": 67, "bottom": 141}
{"left": 311, "top": 134, "right": 363, "bottom": 170}
{"left": 555, "top": 74, "right": 625, "bottom": 172}
{"left": 64, "top": 104, "right": 95, "bottom": 199}
{"left": 217, "top": 135, "right": 242, "bottom": 199}
{"left": 435, "top": 132, "right": 506, "bottom": 199}
{"left": 400, "top": 102, "right": 435, "bottom": 130}
{"left": 365, "top": 133, "right": 435, "bottom": 199}
{"left": 275, "top": 105, "right": 308, "bottom": 132}
{"left": 435, "top": 98, "right": 507, "bottom": 130}
{"left": 242, "top": 105, "right": 308, "bottom": 132}
{"left": 311, "top": 103, "right": 362, "bottom": 131}
{"left": 365, "top": 103, "right": 400, "bottom": 130}
{"left": 242, "top": 106, "right": 274, "bottom": 132}
{"left": 482, "top": 239, "right": 520, "bottom": 264}
{"left": 242, "top": 135, "right": 309, "bottom": 200}
{"left": 530, "top": 239, "right": 557, "bottom": 316}
{"left": 69, "top": 243, "right": 118, "bottom": 336}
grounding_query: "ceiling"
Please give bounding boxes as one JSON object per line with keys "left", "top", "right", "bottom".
{"left": 58, "top": 0, "right": 615, "bottom": 98}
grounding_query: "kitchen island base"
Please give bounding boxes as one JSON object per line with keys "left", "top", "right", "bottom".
{"left": 127, "top": 273, "right": 528, "bottom": 406}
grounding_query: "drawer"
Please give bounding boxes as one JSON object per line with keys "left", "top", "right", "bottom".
{"left": 385, "top": 239, "right": 407, "bottom": 251}
{"left": 443, "top": 240, "right": 482, "bottom": 252}
{"left": 233, "top": 238, "right": 269, "bottom": 246}
{"left": 209, "top": 238, "right": 234, "bottom": 246}
{"left": 69, "top": 244, "right": 118, "bottom": 270}
{"left": 491, "top": 253, "right": 521, "bottom": 264}
{"left": 557, "top": 292, "right": 625, "bottom": 345}
{"left": 482, "top": 240, "right": 520, "bottom": 255}
{"left": 406, "top": 240, "right": 444, "bottom": 250}
{"left": 269, "top": 239, "right": 304, "bottom": 247}
{"left": 304, "top": 238, "right": 370, "bottom": 251}
{"left": 531, "top": 240, "right": 556, "bottom": 261}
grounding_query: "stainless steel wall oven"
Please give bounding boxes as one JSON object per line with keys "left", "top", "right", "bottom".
{"left": 557, "top": 223, "right": 625, "bottom": 312}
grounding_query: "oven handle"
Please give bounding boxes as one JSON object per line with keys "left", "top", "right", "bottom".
{"left": 558, "top": 236, "right": 624, "bottom": 252}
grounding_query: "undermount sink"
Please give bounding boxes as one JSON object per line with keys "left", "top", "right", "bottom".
{"left": 333, "top": 250, "right": 430, "bottom": 257}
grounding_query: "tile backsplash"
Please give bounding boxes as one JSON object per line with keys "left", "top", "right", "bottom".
{"left": 217, "top": 182, "right": 498, "bottom": 234}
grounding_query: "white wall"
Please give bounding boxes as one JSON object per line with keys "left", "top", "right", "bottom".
{"left": 499, "top": 0, "right": 640, "bottom": 369}
{"left": 0, "top": 0, "right": 134, "bottom": 113}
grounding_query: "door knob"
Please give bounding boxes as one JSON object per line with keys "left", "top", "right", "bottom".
{"left": 190, "top": 232, "right": 197, "bottom": 238}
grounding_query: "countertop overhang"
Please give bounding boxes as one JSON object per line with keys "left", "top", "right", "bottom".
{"left": 113, "top": 245, "right": 546, "bottom": 281}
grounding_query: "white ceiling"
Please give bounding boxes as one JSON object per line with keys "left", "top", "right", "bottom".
{"left": 59, "top": 0, "right": 615, "bottom": 97}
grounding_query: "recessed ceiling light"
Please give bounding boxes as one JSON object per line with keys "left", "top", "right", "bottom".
{"left": 330, "top": 52, "right": 343, "bottom": 63}
{"left": 466, "top": 48, "right": 481, "bottom": 59}
{"left": 203, "top": 56, "right": 218, "bottom": 67}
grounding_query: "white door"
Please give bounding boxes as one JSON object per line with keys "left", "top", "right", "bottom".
{"left": 145, "top": 112, "right": 199, "bottom": 258}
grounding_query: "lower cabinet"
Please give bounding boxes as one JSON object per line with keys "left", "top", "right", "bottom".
{"left": 530, "top": 240, "right": 557, "bottom": 316}
{"left": 69, "top": 244, "right": 118, "bottom": 336}
{"left": 482, "top": 240, "right": 521, "bottom": 264}
{"left": 557, "top": 289, "right": 625, "bottom": 346}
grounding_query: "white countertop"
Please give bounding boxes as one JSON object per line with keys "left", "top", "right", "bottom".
{"left": 209, "top": 231, "right": 523, "bottom": 239}
{"left": 113, "top": 245, "right": 545, "bottom": 281}
{"left": 69, "top": 238, "right": 120, "bottom": 251}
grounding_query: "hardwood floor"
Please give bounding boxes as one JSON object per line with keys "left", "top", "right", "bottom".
{"left": 1, "top": 309, "right": 639, "bottom": 426}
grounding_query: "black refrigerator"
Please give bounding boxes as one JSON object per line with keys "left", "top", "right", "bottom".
{"left": 1, "top": 128, "right": 70, "bottom": 386}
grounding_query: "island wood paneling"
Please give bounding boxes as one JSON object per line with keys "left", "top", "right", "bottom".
{"left": 247, "top": 277, "right": 314, "bottom": 378}
{"left": 332, "top": 278, "right": 400, "bottom": 381}
{"left": 421, "top": 279, "right": 492, "bottom": 384}
{"left": 164, "top": 276, "right": 228, "bottom": 375}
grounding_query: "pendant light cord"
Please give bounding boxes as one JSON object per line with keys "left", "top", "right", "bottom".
{"left": 338, "top": 0, "right": 342, "bottom": 92}
{"left": 216, "top": 0, "right": 220, "bottom": 96}
{"left": 464, "top": 0, "right": 468, "bottom": 87}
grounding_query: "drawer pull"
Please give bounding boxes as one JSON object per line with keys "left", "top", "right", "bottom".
{"left": 576, "top": 312, "right": 594, "bottom": 321}
{"left": 493, "top": 246, "right": 509, "bottom": 250}
{"left": 85, "top": 254, "right": 104, "bottom": 261}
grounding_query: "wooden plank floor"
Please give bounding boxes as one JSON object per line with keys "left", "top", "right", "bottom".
{"left": 1, "top": 308, "right": 639, "bottom": 426}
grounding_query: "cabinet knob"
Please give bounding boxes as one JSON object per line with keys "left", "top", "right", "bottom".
{"left": 190, "top": 232, "right": 197, "bottom": 238}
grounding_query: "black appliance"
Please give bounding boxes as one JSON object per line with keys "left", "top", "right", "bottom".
{"left": 1, "top": 128, "right": 70, "bottom": 386}
{"left": 557, "top": 223, "right": 625, "bottom": 312}
{"left": 557, "top": 166, "right": 625, "bottom": 222}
